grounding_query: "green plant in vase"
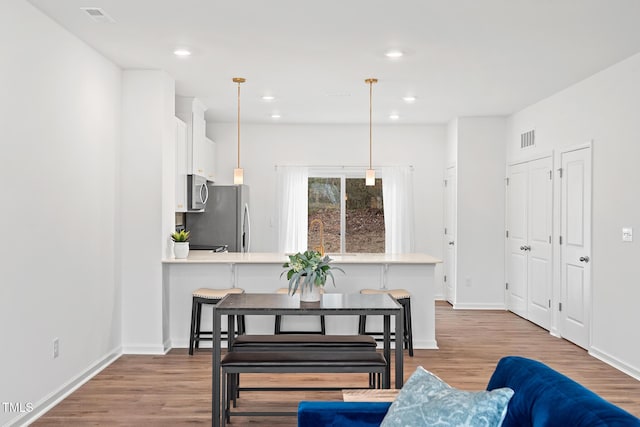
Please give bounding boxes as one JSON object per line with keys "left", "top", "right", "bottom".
{"left": 171, "top": 230, "right": 190, "bottom": 242}
{"left": 281, "top": 250, "right": 344, "bottom": 299}
{"left": 171, "top": 230, "right": 190, "bottom": 259}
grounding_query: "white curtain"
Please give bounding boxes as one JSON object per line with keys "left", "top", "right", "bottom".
{"left": 382, "top": 166, "right": 415, "bottom": 253}
{"left": 277, "top": 166, "right": 309, "bottom": 253}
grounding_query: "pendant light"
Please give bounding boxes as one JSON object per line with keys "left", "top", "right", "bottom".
{"left": 233, "top": 77, "right": 246, "bottom": 184}
{"left": 365, "top": 78, "right": 378, "bottom": 186}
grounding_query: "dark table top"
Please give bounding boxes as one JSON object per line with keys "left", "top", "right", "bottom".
{"left": 214, "top": 293, "right": 402, "bottom": 314}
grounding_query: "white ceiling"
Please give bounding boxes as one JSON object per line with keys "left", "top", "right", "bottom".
{"left": 28, "top": 0, "right": 640, "bottom": 125}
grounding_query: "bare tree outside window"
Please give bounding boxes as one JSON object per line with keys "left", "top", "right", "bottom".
{"left": 308, "top": 177, "right": 384, "bottom": 253}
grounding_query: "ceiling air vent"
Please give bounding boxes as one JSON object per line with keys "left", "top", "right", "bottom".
{"left": 81, "top": 7, "right": 116, "bottom": 23}
{"left": 520, "top": 130, "right": 535, "bottom": 149}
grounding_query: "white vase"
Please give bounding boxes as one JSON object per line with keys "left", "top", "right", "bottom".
{"left": 174, "top": 241, "right": 190, "bottom": 259}
{"left": 300, "top": 284, "right": 322, "bottom": 302}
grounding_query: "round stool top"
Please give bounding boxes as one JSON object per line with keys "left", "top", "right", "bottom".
{"left": 276, "top": 287, "right": 325, "bottom": 295}
{"left": 360, "top": 288, "right": 411, "bottom": 300}
{"left": 193, "top": 288, "right": 244, "bottom": 299}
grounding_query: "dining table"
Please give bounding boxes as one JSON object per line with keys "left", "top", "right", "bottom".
{"left": 211, "top": 292, "right": 404, "bottom": 427}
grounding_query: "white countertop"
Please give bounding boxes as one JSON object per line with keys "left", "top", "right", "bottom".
{"left": 163, "top": 251, "right": 441, "bottom": 265}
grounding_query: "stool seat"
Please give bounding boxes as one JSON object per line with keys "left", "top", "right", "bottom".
{"left": 360, "top": 288, "right": 411, "bottom": 299}
{"left": 358, "top": 288, "right": 413, "bottom": 357}
{"left": 193, "top": 287, "right": 244, "bottom": 299}
{"left": 189, "top": 287, "right": 246, "bottom": 355}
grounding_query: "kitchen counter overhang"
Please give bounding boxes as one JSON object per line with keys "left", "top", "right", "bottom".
{"left": 162, "top": 251, "right": 441, "bottom": 265}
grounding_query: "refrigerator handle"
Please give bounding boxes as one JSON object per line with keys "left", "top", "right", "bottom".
{"left": 243, "top": 203, "right": 251, "bottom": 253}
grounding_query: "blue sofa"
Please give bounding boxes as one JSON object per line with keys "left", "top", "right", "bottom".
{"left": 298, "top": 356, "right": 640, "bottom": 426}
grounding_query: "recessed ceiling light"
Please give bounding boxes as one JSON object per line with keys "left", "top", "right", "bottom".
{"left": 385, "top": 50, "right": 404, "bottom": 59}
{"left": 271, "top": 113, "right": 281, "bottom": 119}
{"left": 402, "top": 96, "right": 417, "bottom": 103}
{"left": 173, "top": 49, "right": 191, "bottom": 57}
{"left": 262, "top": 95, "right": 275, "bottom": 101}
{"left": 389, "top": 114, "right": 400, "bottom": 120}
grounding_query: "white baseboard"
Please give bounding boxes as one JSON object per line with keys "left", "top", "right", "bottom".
{"left": 8, "top": 348, "right": 122, "bottom": 427}
{"left": 452, "top": 302, "right": 506, "bottom": 310}
{"left": 170, "top": 340, "right": 440, "bottom": 350}
{"left": 121, "top": 344, "right": 169, "bottom": 355}
{"left": 414, "top": 339, "right": 439, "bottom": 350}
{"left": 589, "top": 346, "right": 640, "bottom": 381}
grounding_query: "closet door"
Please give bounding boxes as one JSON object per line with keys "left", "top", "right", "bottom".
{"left": 527, "top": 157, "right": 553, "bottom": 329}
{"left": 506, "top": 163, "right": 529, "bottom": 318}
{"left": 506, "top": 157, "right": 553, "bottom": 328}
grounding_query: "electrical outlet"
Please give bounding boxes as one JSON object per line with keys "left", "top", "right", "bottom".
{"left": 53, "top": 338, "right": 59, "bottom": 359}
{"left": 465, "top": 277, "right": 472, "bottom": 287}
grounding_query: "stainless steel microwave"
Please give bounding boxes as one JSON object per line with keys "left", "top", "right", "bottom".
{"left": 187, "top": 175, "right": 208, "bottom": 210}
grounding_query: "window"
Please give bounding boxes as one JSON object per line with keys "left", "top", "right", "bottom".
{"left": 308, "top": 175, "right": 384, "bottom": 253}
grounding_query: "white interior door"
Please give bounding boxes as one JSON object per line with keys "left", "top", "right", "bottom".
{"left": 527, "top": 157, "right": 553, "bottom": 329}
{"left": 506, "top": 163, "right": 528, "bottom": 318}
{"left": 560, "top": 147, "right": 592, "bottom": 349}
{"left": 444, "top": 166, "right": 457, "bottom": 304}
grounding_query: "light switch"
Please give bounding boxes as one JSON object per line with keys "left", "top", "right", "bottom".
{"left": 622, "top": 227, "right": 633, "bottom": 242}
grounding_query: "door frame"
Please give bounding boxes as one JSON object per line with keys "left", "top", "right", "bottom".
{"left": 554, "top": 141, "right": 593, "bottom": 346}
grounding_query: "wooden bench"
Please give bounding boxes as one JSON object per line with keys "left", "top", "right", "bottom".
{"left": 220, "top": 351, "right": 387, "bottom": 424}
{"left": 230, "top": 334, "right": 378, "bottom": 352}
{"left": 230, "top": 334, "right": 380, "bottom": 394}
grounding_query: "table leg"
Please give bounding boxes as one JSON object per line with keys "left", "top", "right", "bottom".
{"left": 212, "top": 306, "right": 221, "bottom": 427}
{"left": 383, "top": 315, "right": 391, "bottom": 389}
{"left": 395, "top": 307, "right": 404, "bottom": 389}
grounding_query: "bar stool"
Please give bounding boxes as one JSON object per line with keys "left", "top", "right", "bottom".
{"left": 189, "top": 288, "right": 246, "bottom": 355}
{"left": 358, "top": 288, "right": 414, "bottom": 357}
{"left": 274, "top": 288, "right": 326, "bottom": 335}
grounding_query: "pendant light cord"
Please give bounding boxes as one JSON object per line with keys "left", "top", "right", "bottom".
{"left": 365, "top": 78, "right": 377, "bottom": 171}
{"left": 237, "top": 81, "right": 241, "bottom": 169}
{"left": 369, "top": 80, "right": 372, "bottom": 170}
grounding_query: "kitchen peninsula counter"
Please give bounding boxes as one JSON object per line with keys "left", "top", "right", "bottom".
{"left": 162, "top": 252, "right": 441, "bottom": 351}
{"left": 162, "top": 251, "right": 441, "bottom": 265}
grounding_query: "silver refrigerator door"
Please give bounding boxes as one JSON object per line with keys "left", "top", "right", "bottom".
{"left": 186, "top": 185, "right": 249, "bottom": 252}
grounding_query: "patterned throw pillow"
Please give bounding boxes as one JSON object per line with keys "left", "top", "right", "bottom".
{"left": 381, "top": 366, "right": 514, "bottom": 427}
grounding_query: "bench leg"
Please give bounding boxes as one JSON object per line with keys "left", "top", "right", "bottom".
{"left": 221, "top": 370, "right": 228, "bottom": 427}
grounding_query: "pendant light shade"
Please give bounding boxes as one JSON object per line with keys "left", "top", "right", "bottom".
{"left": 365, "top": 78, "right": 378, "bottom": 186}
{"left": 233, "top": 77, "right": 246, "bottom": 184}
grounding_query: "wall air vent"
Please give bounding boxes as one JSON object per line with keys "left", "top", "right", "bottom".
{"left": 81, "top": 7, "right": 116, "bottom": 23}
{"left": 520, "top": 130, "right": 535, "bottom": 149}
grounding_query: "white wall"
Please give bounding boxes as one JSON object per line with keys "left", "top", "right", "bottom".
{"left": 445, "top": 118, "right": 458, "bottom": 168}
{"left": 449, "top": 117, "right": 507, "bottom": 308}
{"left": 120, "top": 71, "right": 176, "bottom": 354}
{"left": 0, "top": 1, "right": 121, "bottom": 425}
{"left": 507, "top": 52, "right": 640, "bottom": 377}
{"left": 209, "top": 123, "right": 446, "bottom": 288}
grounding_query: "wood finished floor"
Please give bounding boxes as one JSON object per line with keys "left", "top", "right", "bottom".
{"left": 35, "top": 301, "right": 640, "bottom": 426}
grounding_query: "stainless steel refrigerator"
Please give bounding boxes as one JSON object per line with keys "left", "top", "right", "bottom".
{"left": 185, "top": 184, "right": 250, "bottom": 252}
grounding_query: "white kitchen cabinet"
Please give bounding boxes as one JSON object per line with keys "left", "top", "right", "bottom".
{"left": 202, "top": 137, "right": 216, "bottom": 181}
{"left": 175, "top": 97, "right": 215, "bottom": 181}
{"left": 175, "top": 117, "right": 188, "bottom": 212}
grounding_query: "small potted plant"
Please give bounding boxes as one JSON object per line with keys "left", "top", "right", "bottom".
{"left": 171, "top": 230, "right": 191, "bottom": 259}
{"left": 281, "top": 250, "right": 344, "bottom": 302}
